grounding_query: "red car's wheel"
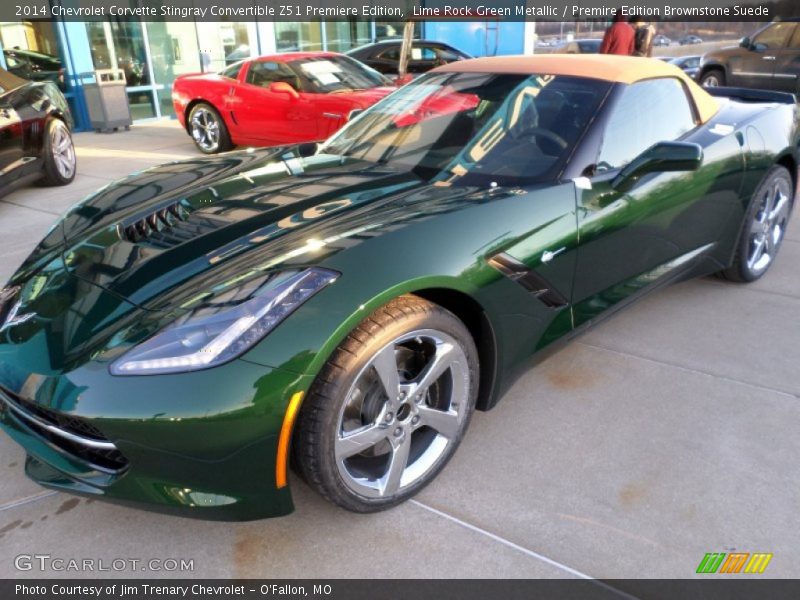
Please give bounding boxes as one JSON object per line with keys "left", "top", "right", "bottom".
{"left": 188, "top": 103, "right": 232, "bottom": 154}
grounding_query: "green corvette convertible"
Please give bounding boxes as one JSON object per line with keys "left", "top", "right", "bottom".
{"left": 0, "top": 56, "right": 797, "bottom": 520}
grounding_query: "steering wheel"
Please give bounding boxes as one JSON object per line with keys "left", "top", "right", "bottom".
{"left": 524, "top": 127, "right": 569, "bottom": 151}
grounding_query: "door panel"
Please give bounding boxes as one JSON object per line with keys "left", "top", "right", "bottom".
{"left": 772, "top": 25, "right": 800, "bottom": 93}
{"left": 731, "top": 23, "right": 796, "bottom": 89}
{"left": 571, "top": 77, "right": 732, "bottom": 326}
{"left": 229, "top": 61, "right": 318, "bottom": 146}
{"left": 573, "top": 167, "right": 714, "bottom": 326}
{"left": 729, "top": 48, "right": 776, "bottom": 89}
{"left": 309, "top": 94, "right": 350, "bottom": 140}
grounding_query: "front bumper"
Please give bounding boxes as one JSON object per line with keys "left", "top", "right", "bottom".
{"left": 0, "top": 360, "right": 313, "bottom": 521}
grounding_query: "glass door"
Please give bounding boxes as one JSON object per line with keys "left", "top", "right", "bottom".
{"left": 85, "top": 20, "right": 156, "bottom": 119}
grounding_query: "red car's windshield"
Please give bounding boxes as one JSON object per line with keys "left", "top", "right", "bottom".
{"left": 290, "top": 55, "right": 390, "bottom": 93}
{"left": 320, "top": 72, "right": 611, "bottom": 186}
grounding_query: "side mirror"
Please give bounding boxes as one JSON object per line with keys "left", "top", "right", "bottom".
{"left": 612, "top": 142, "right": 703, "bottom": 191}
{"left": 269, "top": 81, "right": 299, "bottom": 99}
{"left": 739, "top": 36, "right": 751, "bottom": 49}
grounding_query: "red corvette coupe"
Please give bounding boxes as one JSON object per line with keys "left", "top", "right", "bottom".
{"left": 172, "top": 52, "right": 395, "bottom": 154}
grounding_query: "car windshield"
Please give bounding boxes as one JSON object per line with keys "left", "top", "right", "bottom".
{"left": 291, "top": 55, "right": 389, "bottom": 92}
{"left": 318, "top": 71, "right": 610, "bottom": 186}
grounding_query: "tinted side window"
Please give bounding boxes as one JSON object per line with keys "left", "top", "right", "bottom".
{"left": 435, "top": 47, "right": 462, "bottom": 61}
{"left": 752, "top": 23, "right": 795, "bottom": 49}
{"left": 378, "top": 47, "right": 400, "bottom": 60}
{"left": 411, "top": 46, "right": 437, "bottom": 61}
{"left": 789, "top": 25, "right": 800, "bottom": 48}
{"left": 221, "top": 62, "right": 243, "bottom": 79}
{"left": 598, "top": 78, "right": 696, "bottom": 171}
{"left": 246, "top": 61, "right": 298, "bottom": 88}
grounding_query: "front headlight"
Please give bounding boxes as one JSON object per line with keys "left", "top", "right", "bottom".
{"left": 110, "top": 268, "right": 338, "bottom": 376}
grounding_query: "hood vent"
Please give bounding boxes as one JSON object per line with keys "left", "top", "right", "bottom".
{"left": 121, "top": 202, "right": 190, "bottom": 244}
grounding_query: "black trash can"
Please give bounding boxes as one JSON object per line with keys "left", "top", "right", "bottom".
{"left": 80, "top": 69, "right": 132, "bottom": 133}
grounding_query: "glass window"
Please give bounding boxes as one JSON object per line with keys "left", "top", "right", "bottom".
{"left": 752, "top": 22, "right": 795, "bottom": 50}
{"left": 246, "top": 61, "right": 299, "bottom": 88}
{"left": 789, "top": 25, "right": 800, "bottom": 48}
{"left": 86, "top": 21, "right": 149, "bottom": 86}
{"left": 292, "top": 55, "right": 388, "bottom": 93}
{"left": 144, "top": 22, "right": 201, "bottom": 117}
{"left": 275, "top": 23, "right": 322, "bottom": 52}
{"left": 411, "top": 45, "right": 437, "bottom": 61}
{"left": 378, "top": 46, "right": 400, "bottom": 60}
{"left": 196, "top": 22, "right": 254, "bottom": 72}
{"left": 598, "top": 78, "right": 697, "bottom": 171}
{"left": 375, "top": 22, "right": 405, "bottom": 41}
{"left": 435, "top": 47, "right": 464, "bottom": 61}
{"left": 0, "top": 21, "right": 66, "bottom": 90}
{"left": 324, "top": 21, "right": 371, "bottom": 52}
{"left": 320, "top": 72, "right": 611, "bottom": 186}
{"left": 220, "top": 61, "right": 243, "bottom": 79}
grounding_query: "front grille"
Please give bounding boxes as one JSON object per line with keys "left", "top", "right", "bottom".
{"left": 0, "top": 388, "right": 129, "bottom": 472}
{"left": 15, "top": 395, "right": 107, "bottom": 441}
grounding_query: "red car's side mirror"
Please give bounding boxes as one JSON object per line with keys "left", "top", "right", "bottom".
{"left": 269, "top": 81, "right": 299, "bottom": 99}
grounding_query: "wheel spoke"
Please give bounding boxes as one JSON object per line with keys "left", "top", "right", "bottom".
{"left": 381, "top": 435, "right": 411, "bottom": 496}
{"left": 417, "top": 405, "right": 460, "bottom": 439}
{"left": 748, "top": 236, "right": 766, "bottom": 269}
{"left": 334, "top": 328, "right": 471, "bottom": 500}
{"left": 413, "top": 341, "right": 456, "bottom": 399}
{"left": 372, "top": 344, "right": 400, "bottom": 400}
{"left": 769, "top": 193, "right": 788, "bottom": 224}
{"left": 336, "top": 422, "right": 389, "bottom": 460}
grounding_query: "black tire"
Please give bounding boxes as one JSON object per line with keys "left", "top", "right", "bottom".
{"left": 719, "top": 165, "right": 794, "bottom": 282}
{"left": 293, "top": 295, "right": 479, "bottom": 513}
{"left": 700, "top": 68, "right": 725, "bottom": 88}
{"left": 41, "top": 119, "right": 76, "bottom": 186}
{"left": 187, "top": 102, "right": 233, "bottom": 154}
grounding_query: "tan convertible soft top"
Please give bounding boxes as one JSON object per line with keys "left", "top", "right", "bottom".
{"left": 433, "top": 54, "right": 718, "bottom": 124}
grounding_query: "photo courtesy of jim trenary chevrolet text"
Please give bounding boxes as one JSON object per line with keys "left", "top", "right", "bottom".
{"left": 0, "top": 0, "right": 798, "bottom": 597}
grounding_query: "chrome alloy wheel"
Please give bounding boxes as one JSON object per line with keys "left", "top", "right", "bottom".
{"left": 747, "top": 176, "right": 792, "bottom": 275}
{"left": 50, "top": 120, "right": 76, "bottom": 179}
{"left": 334, "top": 329, "right": 470, "bottom": 499}
{"left": 702, "top": 74, "right": 721, "bottom": 87}
{"left": 190, "top": 107, "right": 221, "bottom": 152}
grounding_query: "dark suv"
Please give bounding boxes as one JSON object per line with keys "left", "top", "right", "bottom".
{"left": 698, "top": 21, "right": 800, "bottom": 93}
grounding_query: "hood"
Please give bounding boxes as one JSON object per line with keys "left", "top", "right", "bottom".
{"left": 1, "top": 148, "right": 511, "bottom": 375}
{"left": 38, "top": 149, "right": 493, "bottom": 311}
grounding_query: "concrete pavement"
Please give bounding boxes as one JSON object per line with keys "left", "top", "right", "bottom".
{"left": 0, "top": 121, "right": 797, "bottom": 581}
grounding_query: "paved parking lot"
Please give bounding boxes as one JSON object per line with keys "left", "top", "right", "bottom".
{"left": 0, "top": 121, "right": 798, "bottom": 581}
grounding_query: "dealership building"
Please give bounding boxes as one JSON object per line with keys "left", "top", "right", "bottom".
{"left": 0, "top": 17, "right": 533, "bottom": 131}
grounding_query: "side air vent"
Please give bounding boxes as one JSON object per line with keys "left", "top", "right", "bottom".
{"left": 121, "top": 202, "right": 190, "bottom": 244}
{"left": 487, "top": 252, "right": 568, "bottom": 309}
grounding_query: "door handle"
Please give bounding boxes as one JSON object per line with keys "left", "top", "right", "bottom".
{"left": 322, "top": 112, "right": 343, "bottom": 120}
{"left": 541, "top": 247, "right": 566, "bottom": 263}
{"left": 762, "top": 55, "right": 777, "bottom": 61}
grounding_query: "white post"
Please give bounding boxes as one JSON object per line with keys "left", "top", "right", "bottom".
{"left": 256, "top": 22, "right": 277, "bottom": 55}
{"left": 524, "top": 21, "right": 537, "bottom": 55}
